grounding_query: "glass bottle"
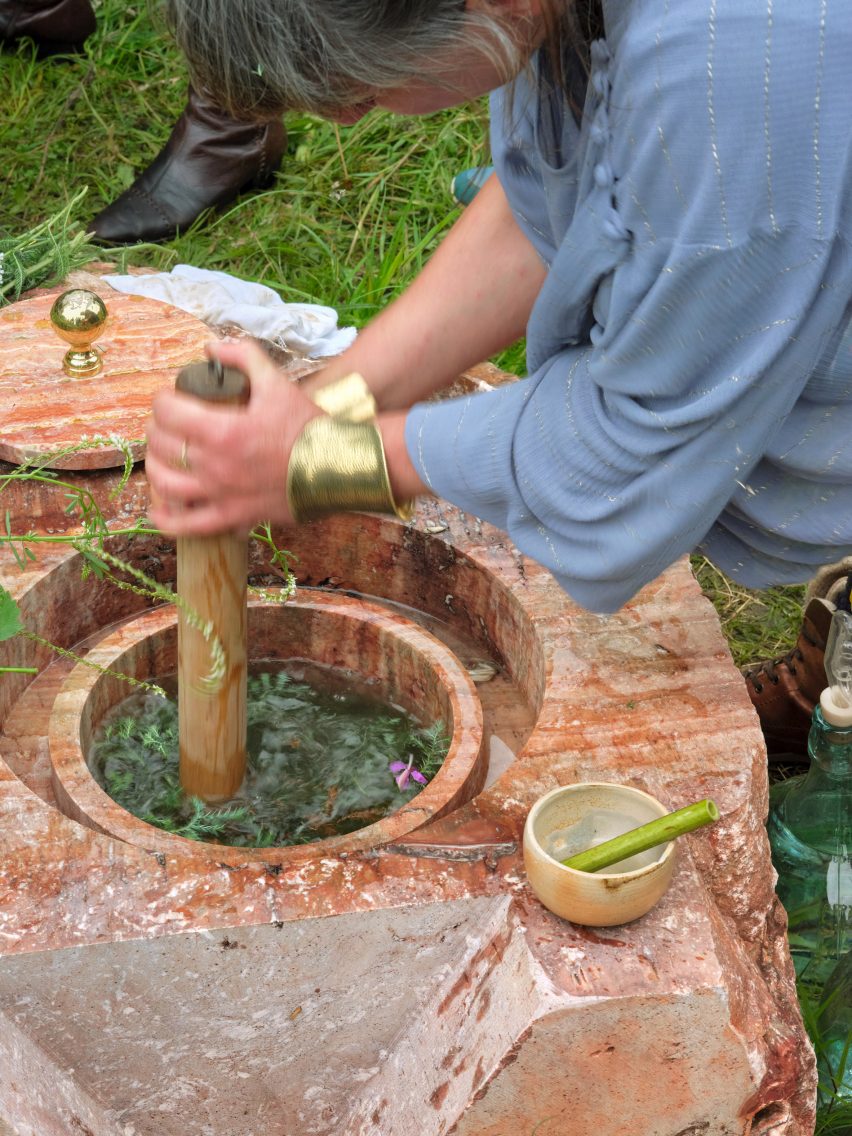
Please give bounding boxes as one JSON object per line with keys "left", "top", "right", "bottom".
{"left": 767, "top": 611, "right": 852, "bottom": 989}
{"left": 816, "top": 947, "right": 852, "bottom": 1104}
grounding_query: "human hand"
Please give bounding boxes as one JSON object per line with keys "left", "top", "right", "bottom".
{"left": 144, "top": 339, "right": 323, "bottom": 536}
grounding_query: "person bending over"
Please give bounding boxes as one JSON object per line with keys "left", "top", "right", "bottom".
{"left": 143, "top": 0, "right": 852, "bottom": 761}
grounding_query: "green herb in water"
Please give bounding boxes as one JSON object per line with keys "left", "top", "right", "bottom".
{"left": 91, "top": 670, "right": 449, "bottom": 848}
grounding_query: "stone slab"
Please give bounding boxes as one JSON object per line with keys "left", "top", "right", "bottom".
{"left": 0, "top": 287, "right": 210, "bottom": 469}
{"left": 0, "top": 499, "right": 816, "bottom": 1135}
{"left": 0, "top": 313, "right": 816, "bottom": 1135}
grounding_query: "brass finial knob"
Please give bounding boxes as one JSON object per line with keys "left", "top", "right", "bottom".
{"left": 50, "top": 289, "right": 108, "bottom": 377}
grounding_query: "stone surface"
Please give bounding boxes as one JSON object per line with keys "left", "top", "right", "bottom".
{"left": 48, "top": 594, "right": 487, "bottom": 860}
{"left": 0, "top": 285, "right": 210, "bottom": 469}
{"left": 0, "top": 313, "right": 816, "bottom": 1134}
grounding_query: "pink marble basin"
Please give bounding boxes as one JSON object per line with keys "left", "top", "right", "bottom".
{"left": 48, "top": 591, "right": 486, "bottom": 865}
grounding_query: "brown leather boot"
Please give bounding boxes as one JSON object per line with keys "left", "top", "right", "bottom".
{"left": 0, "top": 0, "right": 94, "bottom": 55}
{"left": 744, "top": 562, "right": 852, "bottom": 763}
{"left": 89, "top": 85, "right": 287, "bottom": 245}
{"left": 744, "top": 598, "right": 834, "bottom": 763}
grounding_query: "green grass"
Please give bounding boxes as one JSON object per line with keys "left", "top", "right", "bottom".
{"left": 1, "top": 0, "right": 840, "bottom": 1122}
{"left": 0, "top": 0, "right": 490, "bottom": 325}
{"left": 692, "top": 556, "right": 806, "bottom": 670}
{"left": 799, "top": 978, "right": 852, "bottom": 1134}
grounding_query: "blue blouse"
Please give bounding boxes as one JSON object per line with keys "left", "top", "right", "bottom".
{"left": 405, "top": 0, "right": 852, "bottom": 612}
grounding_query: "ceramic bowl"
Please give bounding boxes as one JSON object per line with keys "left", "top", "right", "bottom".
{"left": 523, "top": 782, "right": 677, "bottom": 927}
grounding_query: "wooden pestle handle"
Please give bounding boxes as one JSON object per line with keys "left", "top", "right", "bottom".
{"left": 176, "top": 358, "right": 251, "bottom": 803}
{"left": 175, "top": 359, "right": 251, "bottom": 405}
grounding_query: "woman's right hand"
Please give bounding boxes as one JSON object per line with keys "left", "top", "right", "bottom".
{"left": 144, "top": 339, "right": 324, "bottom": 536}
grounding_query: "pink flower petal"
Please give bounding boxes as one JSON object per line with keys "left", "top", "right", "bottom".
{"left": 411, "top": 771, "right": 428, "bottom": 785}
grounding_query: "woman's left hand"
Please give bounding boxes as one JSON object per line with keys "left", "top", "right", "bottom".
{"left": 144, "top": 339, "right": 323, "bottom": 536}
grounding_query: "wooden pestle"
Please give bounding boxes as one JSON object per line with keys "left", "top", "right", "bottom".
{"left": 175, "top": 360, "right": 250, "bottom": 802}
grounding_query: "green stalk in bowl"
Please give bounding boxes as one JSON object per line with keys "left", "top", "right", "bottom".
{"left": 561, "top": 799, "right": 719, "bottom": 874}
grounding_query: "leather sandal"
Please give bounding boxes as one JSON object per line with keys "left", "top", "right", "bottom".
{"left": 89, "top": 85, "right": 287, "bottom": 246}
{"left": 0, "top": 0, "right": 95, "bottom": 55}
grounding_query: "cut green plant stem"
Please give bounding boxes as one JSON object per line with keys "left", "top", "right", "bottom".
{"left": 561, "top": 799, "right": 720, "bottom": 874}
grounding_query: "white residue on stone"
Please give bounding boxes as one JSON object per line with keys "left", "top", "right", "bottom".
{"left": 150, "top": 910, "right": 190, "bottom": 925}
{"left": 530, "top": 947, "right": 607, "bottom": 1013}
{"left": 351, "top": 1066, "right": 380, "bottom": 1082}
{"left": 463, "top": 932, "right": 488, "bottom": 953}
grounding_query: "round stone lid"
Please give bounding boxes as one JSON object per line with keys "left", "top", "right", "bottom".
{"left": 0, "top": 285, "right": 210, "bottom": 470}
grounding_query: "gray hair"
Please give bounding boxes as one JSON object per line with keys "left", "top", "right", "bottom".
{"left": 161, "top": 0, "right": 526, "bottom": 120}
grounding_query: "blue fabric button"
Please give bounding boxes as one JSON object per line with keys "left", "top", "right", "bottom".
{"left": 590, "top": 39, "right": 611, "bottom": 65}
{"left": 591, "top": 70, "right": 610, "bottom": 98}
{"left": 602, "top": 208, "right": 629, "bottom": 241}
{"left": 590, "top": 104, "right": 611, "bottom": 145}
{"left": 594, "top": 162, "right": 614, "bottom": 188}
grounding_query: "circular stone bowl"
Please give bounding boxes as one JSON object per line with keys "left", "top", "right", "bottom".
{"left": 523, "top": 782, "right": 677, "bottom": 927}
{"left": 48, "top": 591, "right": 486, "bottom": 866}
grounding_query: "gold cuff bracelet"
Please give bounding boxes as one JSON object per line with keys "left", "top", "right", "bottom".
{"left": 287, "top": 373, "right": 414, "bottom": 523}
{"left": 309, "top": 371, "right": 377, "bottom": 422}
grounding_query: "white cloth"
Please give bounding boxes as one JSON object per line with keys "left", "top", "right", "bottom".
{"left": 105, "top": 265, "right": 357, "bottom": 358}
